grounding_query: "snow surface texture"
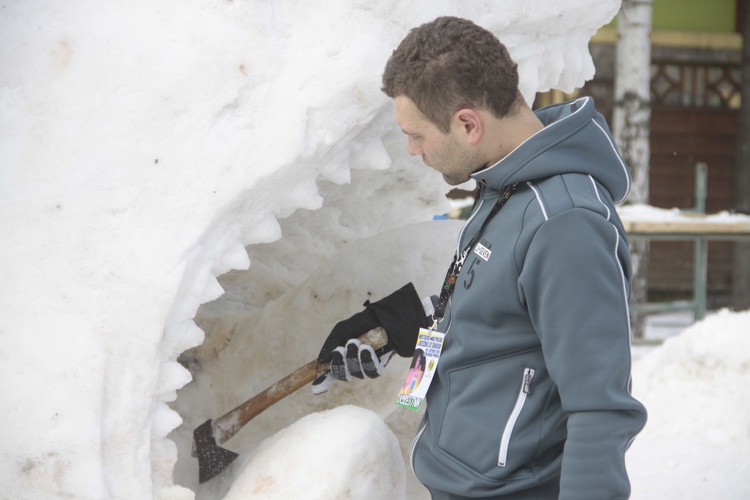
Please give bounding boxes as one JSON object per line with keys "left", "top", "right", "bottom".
{"left": 627, "top": 310, "right": 750, "bottom": 500}
{"left": 9, "top": 1, "right": 746, "bottom": 499}
{"left": 223, "top": 405, "right": 405, "bottom": 500}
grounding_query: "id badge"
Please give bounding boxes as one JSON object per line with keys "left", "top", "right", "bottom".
{"left": 395, "top": 328, "right": 446, "bottom": 411}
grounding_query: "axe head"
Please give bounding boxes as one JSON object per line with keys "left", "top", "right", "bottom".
{"left": 193, "top": 419, "right": 240, "bottom": 484}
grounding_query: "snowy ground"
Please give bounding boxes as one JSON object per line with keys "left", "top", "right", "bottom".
{"left": 3, "top": 0, "right": 750, "bottom": 499}
{"left": 628, "top": 310, "right": 750, "bottom": 500}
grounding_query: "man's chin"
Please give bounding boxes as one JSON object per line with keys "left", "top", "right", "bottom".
{"left": 442, "top": 174, "right": 468, "bottom": 186}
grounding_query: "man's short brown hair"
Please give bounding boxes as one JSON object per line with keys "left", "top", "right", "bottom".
{"left": 382, "top": 16, "right": 521, "bottom": 133}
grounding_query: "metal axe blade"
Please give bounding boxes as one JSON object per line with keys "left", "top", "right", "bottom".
{"left": 194, "top": 419, "right": 240, "bottom": 484}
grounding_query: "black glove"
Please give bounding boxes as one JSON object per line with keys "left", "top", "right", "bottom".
{"left": 312, "top": 283, "right": 429, "bottom": 394}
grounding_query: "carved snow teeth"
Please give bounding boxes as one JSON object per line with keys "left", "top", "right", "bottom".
{"left": 4, "top": 2, "right": 623, "bottom": 497}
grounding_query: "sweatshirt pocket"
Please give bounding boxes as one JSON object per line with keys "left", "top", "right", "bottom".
{"left": 433, "top": 350, "right": 546, "bottom": 481}
{"left": 498, "top": 367, "right": 535, "bottom": 467}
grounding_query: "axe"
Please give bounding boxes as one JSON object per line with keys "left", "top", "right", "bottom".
{"left": 192, "top": 326, "right": 388, "bottom": 483}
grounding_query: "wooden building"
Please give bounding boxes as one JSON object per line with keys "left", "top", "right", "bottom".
{"left": 535, "top": 0, "right": 743, "bottom": 308}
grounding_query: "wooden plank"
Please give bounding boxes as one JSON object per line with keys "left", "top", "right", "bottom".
{"left": 622, "top": 219, "right": 750, "bottom": 236}
{"left": 650, "top": 137, "right": 734, "bottom": 156}
{"left": 651, "top": 109, "right": 736, "bottom": 135}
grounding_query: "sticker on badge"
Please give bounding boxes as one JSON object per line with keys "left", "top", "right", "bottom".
{"left": 395, "top": 328, "right": 446, "bottom": 411}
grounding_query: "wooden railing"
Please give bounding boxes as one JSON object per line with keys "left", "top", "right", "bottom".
{"left": 620, "top": 164, "right": 750, "bottom": 322}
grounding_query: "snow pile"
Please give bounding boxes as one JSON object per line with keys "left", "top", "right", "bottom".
{"left": 628, "top": 309, "right": 750, "bottom": 499}
{"left": 223, "top": 405, "right": 405, "bottom": 500}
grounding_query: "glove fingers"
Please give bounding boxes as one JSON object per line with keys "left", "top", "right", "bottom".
{"left": 311, "top": 372, "right": 332, "bottom": 395}
{"left": 315, "top": 341, "right": 396, "bottom": 393}
{"left": 330, "top": 346, "right": 350, "bottom": 381}
{"left": 359, "top": 346, "right": 381, "bottom": 379}
{"left": 345, "top": 339, "right": 364, "bottom": 379}
{"left": 361, "top": 345, "right": 396, "bottom": 379}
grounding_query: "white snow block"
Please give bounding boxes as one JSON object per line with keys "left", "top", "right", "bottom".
{"left": 223, "top": 405, "right": 406, "bottom": 500}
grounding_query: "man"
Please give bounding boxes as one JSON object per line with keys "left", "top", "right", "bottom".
{"left": 314, "top": 16, "right": 647, "bottom": 499}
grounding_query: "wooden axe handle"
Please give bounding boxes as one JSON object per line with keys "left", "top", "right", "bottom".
{"left": 211, "top": 326, "right": 388, "bottom": 445}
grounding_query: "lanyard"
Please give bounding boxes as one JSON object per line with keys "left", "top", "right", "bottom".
{"left": 431, "top": 182, "right": 518, "bottom": 329}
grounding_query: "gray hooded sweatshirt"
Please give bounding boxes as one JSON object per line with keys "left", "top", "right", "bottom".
{"left": 412, "top": 97, "right": 648, "bottom": 499}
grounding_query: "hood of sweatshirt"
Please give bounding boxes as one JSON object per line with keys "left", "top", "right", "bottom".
{"left": 471, "top": 96, "right": 631, "bottom": 204}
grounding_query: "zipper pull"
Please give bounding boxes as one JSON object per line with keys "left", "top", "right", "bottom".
{"left": 522, "top": 368, "right": 535, "bottom": 394}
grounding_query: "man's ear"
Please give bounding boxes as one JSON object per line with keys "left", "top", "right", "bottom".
{"left": 453, "top": 108, "right": 483, "bottom": 145}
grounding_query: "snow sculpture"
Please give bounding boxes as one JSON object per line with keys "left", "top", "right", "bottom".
{"left": 0, "top": 1, "right": 620, "bottom": 498}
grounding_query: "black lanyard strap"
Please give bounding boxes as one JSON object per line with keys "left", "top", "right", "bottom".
{"left": 432, "top": 182, "right": 518, "bottom": 328}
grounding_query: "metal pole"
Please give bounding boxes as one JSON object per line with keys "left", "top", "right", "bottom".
{"left": 694, "top": 162, "right": 707, "bottom": 213}
{"left": 693, "top": 237, "right": 708, "bottom": 320}
{"left": 692, "top": 162, "right": 708, "bottom": 320}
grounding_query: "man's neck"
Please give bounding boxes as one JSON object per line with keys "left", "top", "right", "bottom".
{"left": 481, "top": 105, "right": 544, "bottom": 166}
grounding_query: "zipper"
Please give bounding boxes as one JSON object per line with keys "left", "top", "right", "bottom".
{"left": 498, "top": 367, "right": 535, "bottom": 467}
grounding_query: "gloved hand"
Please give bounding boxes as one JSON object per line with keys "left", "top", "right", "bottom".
{"left": 312, "top": 283, "right": 429, "bottom": 394}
